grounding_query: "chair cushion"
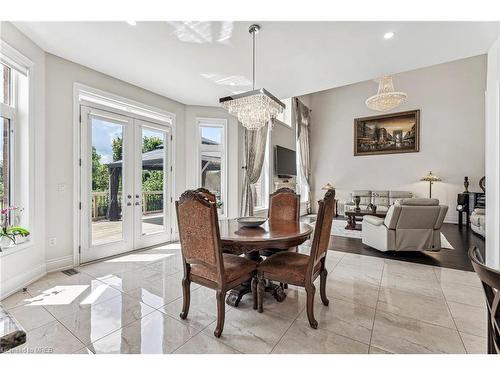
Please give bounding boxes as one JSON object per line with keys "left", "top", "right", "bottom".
{"left": 345, "top": 203, "right": 369, "bottom": 212}
{"left": 389, "top": 191, "right": 413, "bottom": 205}
{"left": 471, "top": 211, "right": 485, "bottom": 227}
{"left": 258, "top": 252, "right": 320, "bottom": 285}
{"left": 401, "top": 198, "right": 439, "bottom": 206}
{"left": 363, "top": 215, "right": 385, "bottom": 226}
{"left": 351, "top": 190, "right": 372, "bottom": 206}
{"left": 473, "top": 208, "right": 485, "bottom": 215}
{"left": 191, "top": 253, "right": 257, "bottom": 283}
{"left": 371, "top": 191, "right": 389, "bottom": 207}
{"left": 352, "top": 190, "right": 371, "bottom": 197}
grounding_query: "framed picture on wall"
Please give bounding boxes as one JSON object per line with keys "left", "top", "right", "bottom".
{"left": 354, "top": 110, "right": 420, "bottom": 156}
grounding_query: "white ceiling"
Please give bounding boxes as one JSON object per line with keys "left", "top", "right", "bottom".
{"left": 14, "top": 21, "right": 500, "bottom": 106}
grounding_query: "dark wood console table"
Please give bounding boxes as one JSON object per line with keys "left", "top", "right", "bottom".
{"left": 457, "top": 192, "right": 485, "bottom": 228}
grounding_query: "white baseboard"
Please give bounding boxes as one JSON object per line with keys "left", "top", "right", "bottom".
{"left": 444, "top": 214, "right": 458, "bottom": 224}
{"left": 46, "top": 255, "right": 75, "bottom": 273}
{"left": 0, "top": 263, "right": 46, "bottom": 300}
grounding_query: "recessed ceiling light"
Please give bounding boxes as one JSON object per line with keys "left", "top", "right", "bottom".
{"left": 384, "top": 31, "right": 395, "bottom": 40}
{"left": 126, "top": 21, "right": 137, "bottom": 26}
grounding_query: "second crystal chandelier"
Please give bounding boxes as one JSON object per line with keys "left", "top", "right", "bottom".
{"left": 365, "top": 75, "right": 407, "bottom": 112}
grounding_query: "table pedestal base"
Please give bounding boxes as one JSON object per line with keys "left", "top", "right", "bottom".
{"left": 225, "top": 250, "right": 287, "bottom": 307}
{"left": 225, "top": 280, "right": 286, "bottom": 307}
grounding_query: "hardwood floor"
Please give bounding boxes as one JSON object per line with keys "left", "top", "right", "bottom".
{"left": 302, "top": 216, "right": 485, "bottom": 271}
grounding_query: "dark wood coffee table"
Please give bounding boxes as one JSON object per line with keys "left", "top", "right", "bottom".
{"left": 344, "top": 210, "right": 387, "bottom": 230}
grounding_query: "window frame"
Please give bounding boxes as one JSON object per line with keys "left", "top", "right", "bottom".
{"left": 196, "top": 117, "right": 228, "bottom": 218}
{"left": 0, "top": 40, "right": 34, "bottom": 253}
{"left": 0, "top": 64, "right": 16, "bottom": 220}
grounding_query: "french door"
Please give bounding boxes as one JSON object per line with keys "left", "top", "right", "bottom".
{"left": 80, "top": 106, "right": 172, "bottom": 263}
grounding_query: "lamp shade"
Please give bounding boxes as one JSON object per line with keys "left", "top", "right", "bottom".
{"left": 322, "top": 183, "right": 335, "bottom": 190}
{"left": 420, "top": 171, "right": 441, "bottom": 182}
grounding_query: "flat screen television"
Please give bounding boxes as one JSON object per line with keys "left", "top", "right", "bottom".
{"left": 275, "top": 145, "right": 297, "bottom": 177}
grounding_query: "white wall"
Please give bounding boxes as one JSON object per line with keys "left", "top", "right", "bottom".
{"left": 44, "top": 53, "right": 186, "bottom": 270}
{"left": 184, "top": 105, "right": 240, "bottom": 218}
{"left": 485, "top": 37, "right": 500, "bottom": 269}
{"left": 308, "top": 55, "right": 486, "bottom": 223}
{"left": 0, "top": 22, "right": 46, "bottom": 298}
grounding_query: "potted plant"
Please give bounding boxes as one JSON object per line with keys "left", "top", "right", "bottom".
{"left": 0, "top": 206, "right": 30, "bottom": 251}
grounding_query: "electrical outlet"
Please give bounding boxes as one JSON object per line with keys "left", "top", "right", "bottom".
{"left": 48, "top": 237, "right": 57, "bottom": 246}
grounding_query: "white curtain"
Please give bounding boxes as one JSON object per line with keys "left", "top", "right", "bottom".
{"left": 295, "top": 98, "right": 312, "bottom": 213}
{"left": 240, "top": 122, "right": 270, "bottom": 216}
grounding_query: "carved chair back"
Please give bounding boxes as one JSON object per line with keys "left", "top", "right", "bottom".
{"left": 307, "top": 189, "right": 336, "bottom": 279}
{"left": 469, "top": 247, "right": 500, "bottom": 354}
{"left": 176, "top": 190, "right": 224, "bottom": 285}
{"left": 268, "top": 188, "right": 300, "bottom": 222}
{"left": 195, "top": 187, "right": 217, "bottom": 203}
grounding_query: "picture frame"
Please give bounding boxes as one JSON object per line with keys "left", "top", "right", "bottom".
{"left": 354, "top": 109, "right": 420, "bottom": 156}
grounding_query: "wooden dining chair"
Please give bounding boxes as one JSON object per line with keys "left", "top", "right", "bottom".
{"left": 255, "top": 189, "right": 336, "bottom": 328}
{"left": 260, "top": 187, "right": 301, "bottom": 289}
{"left": 176, "top": 190, "right": 258, "bottom": 337}
{"left": 260, "top": 188, "right": 300, "bottom": 255}
{"left": 268, "top": 187, "right": 301, "bottom": 223}
{"left": 195, "top": 187, "right": 216, "bottom": 203}
{"left": 469, "top": 246, "right": 500, "bottom": 354}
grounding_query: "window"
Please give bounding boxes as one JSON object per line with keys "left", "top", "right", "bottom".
{"left": 0, "top": 43, "right": 32, "bottom": 240}
{"left": 253, "top": 126, "right": 270, "bottom": 211}
{"left": 0, "top": 63, "right": 13, "bottom": 212}
{"left": 198, "top": 118, "right": 227, "bottom": 216}
{"left": 0, "top": 115, "right": 12, "bottom": 210}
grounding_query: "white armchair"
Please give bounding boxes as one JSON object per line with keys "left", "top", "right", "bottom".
{"left": 362, "top": 198, "right": 448, "bottom": 252}
{"left": 470, "top": 208, "right": 485, "bottom": 237}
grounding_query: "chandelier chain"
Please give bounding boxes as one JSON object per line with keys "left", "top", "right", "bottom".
{"left": 252, "top": 27, "right": 256, "bottom": 90}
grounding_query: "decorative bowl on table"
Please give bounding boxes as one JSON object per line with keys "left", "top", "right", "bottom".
{"left": 237, "top": 216, "right": 268, "bottom": 228}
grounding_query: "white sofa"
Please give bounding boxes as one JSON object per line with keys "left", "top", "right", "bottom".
{"left": 361, "top": 198, "right": 448, "bottom": 252}
{"left": 470, "top": 208, "right": 485, "bottom": 237}
{"left": 344, "top": 190, "right": 413, "bottom": 213}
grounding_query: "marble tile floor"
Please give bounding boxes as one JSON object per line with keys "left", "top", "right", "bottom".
{"left": 0, "top": 243, "right": 488, "bottom": 354}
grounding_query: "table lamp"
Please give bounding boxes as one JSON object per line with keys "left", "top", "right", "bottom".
{"left": 322, "top": 183, "right": 335, "bottom": 191}
{"left": 420, "top": 171, "right": 441, "bottom": 198}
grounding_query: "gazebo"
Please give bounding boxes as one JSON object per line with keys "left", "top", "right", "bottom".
{"left": 105, "top": 141, "right": 220, "bottom": 221}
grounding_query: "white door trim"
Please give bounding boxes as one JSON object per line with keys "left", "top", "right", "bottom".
{"left": 73, "top": 83, "right": 177, "bottom": 266}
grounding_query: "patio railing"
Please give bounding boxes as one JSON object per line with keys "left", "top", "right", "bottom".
{"left": 92, "top": 191, "right": 163, "bottom": 220}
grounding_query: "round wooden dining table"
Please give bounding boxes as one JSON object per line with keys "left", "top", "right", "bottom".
{"left": 218, "top": 218, "right": 313, "bottom": 307}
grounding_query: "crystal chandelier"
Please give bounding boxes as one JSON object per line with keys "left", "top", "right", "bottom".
{"left": 220, "top": 24, "right": 285, "bottom": 130}
{"left": 365, "top": 75, "right": 407, "bottom": 112}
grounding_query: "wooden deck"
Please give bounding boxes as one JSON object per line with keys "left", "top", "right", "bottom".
{"left": 91, "top": 214, "right": 164, "bottom": 245}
